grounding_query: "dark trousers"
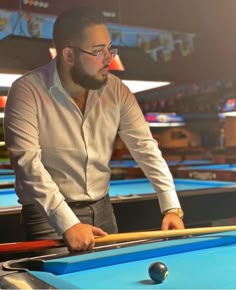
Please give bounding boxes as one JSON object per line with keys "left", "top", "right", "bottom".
{"left": 21, "top": 195, "right": 118, "bottom": 255}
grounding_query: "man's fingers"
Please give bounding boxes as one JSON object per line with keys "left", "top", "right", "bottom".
{"left": 92, "top": 226, "right": 107, "bottom": 236}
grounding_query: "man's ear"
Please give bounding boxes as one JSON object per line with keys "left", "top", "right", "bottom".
{"left": 62, "top": 47, "right": 74, "bottom": 64}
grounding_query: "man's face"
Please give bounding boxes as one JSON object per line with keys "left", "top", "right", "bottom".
{"left": 70, "top": 24, "right": 113, "bottom": 90}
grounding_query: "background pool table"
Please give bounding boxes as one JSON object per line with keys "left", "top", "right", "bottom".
{"left": 111, "top": 178, "right": 236, "bottom": 232}
{"left": 1, "top": 178, "right": 236, "bottom": 243}
{"left": 0, "top": 174, "right": 16, "bottom": 188}
{"left": 0, "top": 169, "right": 15, "bottom": 175}
{"left": 176, "top": 163, "right": 236, "bottom": 181}
{"left": 0, "top": 158, "right": 12, "bottom": 169}
{"left": 110, "top": 159, "right": 213, "bottom": 179}
{"left": 2, "top": 231, "right": 236, "bottom": 289}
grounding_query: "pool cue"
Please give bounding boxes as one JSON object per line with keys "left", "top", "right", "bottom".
{"left": 1, "top": 225, "right": 236, "bottom": 254}
{"left": 95, "top": 225, "right": 236, "bottom": 244}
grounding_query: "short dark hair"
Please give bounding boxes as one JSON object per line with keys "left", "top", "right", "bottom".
{"left": 53, "top": 7, "right": 105, "bottom": 53}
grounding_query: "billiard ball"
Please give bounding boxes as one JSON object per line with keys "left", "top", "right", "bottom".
{"left": 148, "top": 261, "right": 168, "bottom": 283}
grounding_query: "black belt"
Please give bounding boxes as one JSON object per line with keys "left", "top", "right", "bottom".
{"left": 67, "top": 194, "right": 109, "bottom": 208}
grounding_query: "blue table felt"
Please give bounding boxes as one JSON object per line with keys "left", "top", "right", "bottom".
{"left": 0, "top": 174, "right": 16, "bottom": 186}
{"left": 29, "top": 230, "right": 236, "bottom": 289}
{"left": 109, "top": 159, "right": 213, "bottom": 168}
{"left": 0, "top": 169, "right": 15, "bottom": 175}
{"left": 1, "top": 178, "right": 236, "bottom": 209}
{"left": 179, "top": 163, "right": 236, "bottom": 171}
{"left": 109, "top": 178, "right": 236, "bottom": 197}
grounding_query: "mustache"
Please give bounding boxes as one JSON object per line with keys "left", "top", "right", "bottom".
{"left": 101, "top": 64, "right": 109, "bottom": 70}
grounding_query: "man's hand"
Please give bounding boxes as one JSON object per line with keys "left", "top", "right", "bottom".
{"left": 161, "top": 213, "right": 185, "bottom": 230}
{"left": 63, "top": 223, "right": 107, "bottom": 252}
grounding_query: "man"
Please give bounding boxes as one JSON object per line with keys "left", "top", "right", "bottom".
{"left": 4, "top": 7, "right": 184, "bottom": 252}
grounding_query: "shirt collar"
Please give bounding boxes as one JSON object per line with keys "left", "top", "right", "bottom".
{"left": 48, "top": 57, "right": 63, "bottom": 92}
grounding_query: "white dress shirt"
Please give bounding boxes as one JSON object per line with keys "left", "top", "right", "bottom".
{"left": 4, "top": 58, "right": 181, "bottom": 235}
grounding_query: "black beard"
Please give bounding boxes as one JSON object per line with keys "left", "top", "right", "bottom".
{"left": 70, "top": 60, "right": 108, "bottom": 90}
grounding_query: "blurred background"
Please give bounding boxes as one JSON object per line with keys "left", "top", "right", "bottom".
{"left": 1, "top": 0, "right": 236, "bottom": 243}
{"left": 1, "top": 0, "right": 236, "bottom": 167}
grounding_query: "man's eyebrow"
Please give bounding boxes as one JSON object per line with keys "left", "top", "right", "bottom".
{"left": 92, "top": 42, "right": 112, "bottom": 48}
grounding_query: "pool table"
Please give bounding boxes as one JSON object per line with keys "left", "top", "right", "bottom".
{"left": 1, "top": 230, "right": 236, "bottom": 289}
{"left": 176, "top": 163, "right": 236, "bottom": 181}
{"left": 110, "top": 159, "right": 213, "bottom": 179}
{"left": 111, "top": 178, "right": 236, "bottom": 232}
{"left": 1, "top": 178, "right": 236, "bottom": 243}
{"left": 0, "top": 158, "right": 12, "bottom": 169}
{"left": 0, "top": 174, "right": 15, "bottom": 188}
{"left": 0, "top": 188, "right": 19, "bottom": 214}
{"left": 0, "top": 169, "right": 15, "bottom": 175}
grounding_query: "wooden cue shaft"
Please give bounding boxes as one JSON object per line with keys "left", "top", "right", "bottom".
{"left": 95, "top": 225, "right": 236, "bottom": 244}
{"left": 1, "top": 225, "right": 236, "bottom": 254}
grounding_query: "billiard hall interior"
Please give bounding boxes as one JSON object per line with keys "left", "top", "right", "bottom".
{"left": 1, "top": 1, "right": 236, "bottom": 289}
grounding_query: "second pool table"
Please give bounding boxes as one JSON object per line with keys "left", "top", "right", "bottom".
{"left": 0, "top": 169, "right": 15, "bottom": 175}
{"left": 111, "top": 178, "right": 236, "bottom": 231}
{"left": 176, "top": 163, "right": 236, "bottom": 181}
{"left": 0, "top": 158, "right": 12, "bottom": 169}
{"left": 110, "top": 159, "right": 214, "bottom": 179}
{"left": 0, "top": 175, "right": 15, "bottom": 188}
{"left": 1, "top": 178, "right": 236, "bottom": 242}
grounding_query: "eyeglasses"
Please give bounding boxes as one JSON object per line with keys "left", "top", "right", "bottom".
{"left": 68, "top": 45, "right": 118, "bottom": 60}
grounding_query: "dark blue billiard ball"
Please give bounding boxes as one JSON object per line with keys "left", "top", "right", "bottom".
{"left": 148, "top": 261, "right": 168, "bottom": 283}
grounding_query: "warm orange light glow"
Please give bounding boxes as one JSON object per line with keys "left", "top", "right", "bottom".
{"left": 109, "top": 55, "right": 125, "bottom": 71}
{"left": 0, "top": 96, "right": 7, "bottom": 108}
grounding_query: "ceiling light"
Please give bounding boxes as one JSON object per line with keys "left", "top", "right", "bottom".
{"left": 122, "top": 80, "right": 170, "bottom": 93}
{"left": 148, "top": 122, "right": 185, "bottom": 127}
{"left": 0, "top": 74, "right": 22, "bottom": 87}
{"left": 219, "top": 111, "right": 236, "bottom": 118}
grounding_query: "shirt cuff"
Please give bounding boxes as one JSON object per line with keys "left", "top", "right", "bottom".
{"left": 48, "top": 201, "right": 80, "bottom": 236}
{"left": 157, "top": 190, "right": 181, "bottom": 213}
